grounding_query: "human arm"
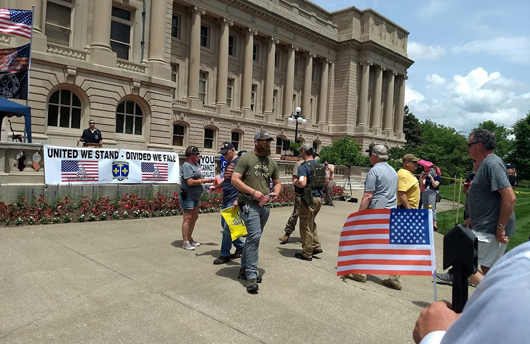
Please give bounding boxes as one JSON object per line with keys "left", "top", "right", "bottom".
{"left": 429, "top": 175, "right": 440, "bottom": 188}
{"left": 231, "top": 172, "right": 265, "bottom": 201}
{"left": 358, "top": 191, "right": 374, "bottom": 211}
{"left": 398, "top": 191, "right": 412, "bottom": 209}
{"left": 413, "top": 301, "right": 460, "bottom": 344}
{"left": 496, "top": 186, "right": 516, "bottom": 243}
{"left": 186, "top": 177, "right": 214, "bottom": 187}
{"left": 270, "top": 178, "right": 281, "bottom": 199}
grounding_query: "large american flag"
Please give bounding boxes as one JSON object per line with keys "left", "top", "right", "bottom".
{"left": 337, "top": 209, "right": 435, "bottom": 276}
{"left": 0, "top": 44, "right": 29, "bottom": 73}
{"left": 141, "top": 162, "right": 168, "bottom": 181}
{"left": 61, "top": 160, "right": 99, "bottom": 182}
{"left": 0, "top": 9, "right": 33, "bottom": 39}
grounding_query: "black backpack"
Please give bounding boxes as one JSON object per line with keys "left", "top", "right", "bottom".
{"left": 299, "top": 161, "right": 326, "bottom": 206}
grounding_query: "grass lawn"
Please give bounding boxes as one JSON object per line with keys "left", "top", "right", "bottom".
{"left": 437, "top": 184, "right": 530, "bottom": 251}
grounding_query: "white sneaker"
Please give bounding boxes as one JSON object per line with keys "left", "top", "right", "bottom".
{"left": 182, "top": 241, "right": 195, "bottom": 251}
{"left": 190, "top": 238, "right": 201, "bottom": 247}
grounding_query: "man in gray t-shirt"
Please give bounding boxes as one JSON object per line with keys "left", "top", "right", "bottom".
{"left": 466, "top": 129, "right": 516, "bottom": 275}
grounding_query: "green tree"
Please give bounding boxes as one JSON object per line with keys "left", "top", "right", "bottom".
{"left": 473, "top": 120, "right": 513, "bottom": 161}
{"left": 403, "top": 106, "right": 422, "bottom": 147}
{"left": 508, "top": 112, "right": 530, "bottom": 181}
{"left": 319, "top": 137, "right": 368, "bottom": 167}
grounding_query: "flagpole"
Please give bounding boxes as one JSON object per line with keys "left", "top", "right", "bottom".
{"left": 428, "top": 209, "right": 438, "bottom": 302}
{"left": 23, "top": 5, "right": 35, "bottom": 143}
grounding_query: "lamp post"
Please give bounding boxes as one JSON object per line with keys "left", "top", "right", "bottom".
{"left": 288, "top": 106, "right": 306, "bottom": 143}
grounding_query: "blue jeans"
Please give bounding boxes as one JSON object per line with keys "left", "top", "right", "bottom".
{"left": 240, "top": 203, "right": 270, "bottom": 280}
{"left": 220, "top": 202, "right": 245, "bottom": 257}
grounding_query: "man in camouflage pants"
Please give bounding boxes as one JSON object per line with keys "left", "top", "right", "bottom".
{"left": 279, "top": 158, "right": 304, "bottom": 244}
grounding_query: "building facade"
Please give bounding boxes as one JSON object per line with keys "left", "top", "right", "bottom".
{"left": 0, "top": 0, "right": 413, "bottom": 157}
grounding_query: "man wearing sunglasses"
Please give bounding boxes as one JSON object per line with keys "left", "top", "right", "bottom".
{"left": 78, "top": 120, "right": 103, "bottom": 146}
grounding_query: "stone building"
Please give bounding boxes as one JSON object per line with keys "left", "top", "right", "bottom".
{"left": 0, "top": 0, "right": 413, "bottom": 156}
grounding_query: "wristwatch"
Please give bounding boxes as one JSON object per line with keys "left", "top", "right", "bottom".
{"left": 497, "top": 223, "right": 504, "bottom": 229}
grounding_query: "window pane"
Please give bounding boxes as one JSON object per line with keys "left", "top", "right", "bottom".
{"left": 48, "top": 105, "right": 58, "bottom": 126}
{"left": 49, "top": 91, "right": 59, "bottom": 104}
{"left": 71, "top": 108, "right": 81, "bottom": 129}
{"left": 173, "top": 136, "right": 183, "bottom": 146}
{"left": 204, "top": 138, "right": 213, "bottom": 149}
{"left": 174, "top": 125, "right": 184, "bottom": 135}
{"left": 125, "top": 116, "right": 133, "bottom": 134}
{"left": 231, "top": 132, "right": 239, "bottom": 141}
{"left": 116, "top": 114, "right": 124, "bottom": 133}
{"left": 135, "top": 103, "right": 142, "bottom": 116}
{"left": 60, "top": 90, "right": 71, "bottom": 105}
{"left": 45, "top": 24, "right": 70, "bottom": 45}
{"left": 59, "top": 106, "right": 70, "bottom": 127}
{"left": 126, "top": 100, "right": 134, "bottom": 114}
{"left": 205, "top": 129, "right": 213, "bottom": 139}
{"left": 112, "top": 7, "right": 130, "bottom": 20}
{"left": 72, "top": 94, "right": 81, "bottom": 107}
{"left": 111, "top": 21, "right": 130, "bottom": 43}
{"left": 46, "top": 2, "right": 71, "bottom": 27}
{"left": 117, "top": 102, "right": 125, "bottom": 113}
{"left": 134, "top": 116, "right": 142, "bottom": 135}
{"left": 110, "top": 42, "right": 129, "bottom": 59}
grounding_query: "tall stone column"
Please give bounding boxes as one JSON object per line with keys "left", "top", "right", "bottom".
{"left": 216, "top": 18, "right": 232, "bottom": 105}
{"left": 241, "top": 28, "right": 257, "bottom": 110}
{"left": 90, "top": 0, "right": 113, "bottom": 51}
{"left": 283, "top": 45, "right": 297, "bottom": 117}
{"left": 317, "top": 59, "right": 330, "bottom": 123}
{"left": 188, "top": 6, "right": 205, "bottom": 99}
{"left": 148, "top": 0, "right": 168, "bottom": 64}
{"left": 371, "top": 65, "right": 384, "bottom": 131}
{"left": 302, "top": 52, "right": 315, "bottom": 122}
{"left": 396, "top": 75, "right": 407, "bottom": 135}
{"left": 264, "top": 37, "right": 278, "bottom": 114}
{"left": 384, "top": 70, "right": 396, "bottom": 133}
{"left": 358, "top": 61, "right": 372, "bottom": 127}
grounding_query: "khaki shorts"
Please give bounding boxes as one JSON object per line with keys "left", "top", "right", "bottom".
{"left": 477, "top": 233, "right": 507, "bottom": 268}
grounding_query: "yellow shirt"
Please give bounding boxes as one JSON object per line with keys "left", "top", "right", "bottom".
{"left": 397, "top": 168, "right": 420, "bottom": 209}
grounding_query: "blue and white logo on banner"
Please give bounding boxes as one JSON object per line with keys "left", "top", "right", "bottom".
{"left": 220, "top": 156, "right": 227, "bottom": 172}
{"left": 112, "top": 161, "right": 130, "bottom": 181}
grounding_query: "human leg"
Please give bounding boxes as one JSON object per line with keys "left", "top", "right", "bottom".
{"left": 383, "top": 275, "right": 403, "bottom": 290}
{"left": 280, "top": 193, "right": 301, "bottom": 243}
{"left": 311, "top": 197, "right": 323, "bottom": 251}
{"left": 240, "top": 204, "right": 268, "bottom": 280}
{"left": 298, "top": 202, "right": 314, "bottom": 258}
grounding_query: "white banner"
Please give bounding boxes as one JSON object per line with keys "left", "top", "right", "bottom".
{"left": 43, "top": 146, "right": 180, "bottom": 184}
{"left": 199, "top": 155, "right": 216, "bottom": 179}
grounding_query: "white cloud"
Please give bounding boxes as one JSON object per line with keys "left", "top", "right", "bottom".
{"left": 405, "top": 68, "right": 530, "bottom": 133}
{"left": 426, "top": 74, "right": 446, "bottom": 87}
{"left": 452, "top": 37, "right": 530, "bottom": 64}
{"left": 408, "top": 41, "right": 445, "bottom": 61}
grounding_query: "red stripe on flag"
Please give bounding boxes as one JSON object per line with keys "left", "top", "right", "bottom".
{"left": 341, "top": 229, "right": 389, "bottom": 236}
{"left": 338, "top": 259, "right": 432, "bottom": 266}
{"left": 346, "top": 208, "right": 391, "bottom": 219}
{"left": 339, "top": 269, "right": 433, "bottom": 277}
{"left": 338, "top": 249, "right": 432, "bottom": 256}
{"left": 340, "top": 239, "right": 390, "bottom": 246}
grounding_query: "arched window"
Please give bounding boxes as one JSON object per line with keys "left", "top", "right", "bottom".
{"left": 231, "top": 131, "right": 241, "bottom": 150}
{"left": 116, "top": 100, "right": 143, "bottom": 135}
{"left": 204, "top": 128, "right": 216, "bottom": 149}
{"left": 173, "top": 124, "right": 186, "bottom": 146}
{"left": 276, "top": 136, "right": 289, "bottom": 155}
{"left": 313, "top": 140, "right": 320, "bottom": 152}
{"left": 47, "top": 89, "right": 82, "bottom": 128}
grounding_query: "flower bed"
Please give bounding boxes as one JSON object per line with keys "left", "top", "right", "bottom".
{"left": 0, "top": 184, "right": 347, "bottom": 226}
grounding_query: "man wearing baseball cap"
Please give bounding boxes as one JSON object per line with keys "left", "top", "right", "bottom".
{"left": 231, "top": 129, "right": 281, "bottom": 294}
{"left": 212, "top": 142, "right": 245, "bottom": 265}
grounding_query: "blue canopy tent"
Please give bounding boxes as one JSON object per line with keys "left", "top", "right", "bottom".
{"left": 0, "top": 97, "right": 32, "bottom": 143}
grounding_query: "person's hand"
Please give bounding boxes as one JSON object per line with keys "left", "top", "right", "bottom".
{"left": 413, "top": 301, "right": 460, "bottom": 344}
{"left": 464, "top": 218, "right": 472, "bottom": 229}
{"left": 253, "top": 190, "right": 264, "bottom": 200}
{"left": 495, "top": 227, "right": 509, "bottom": 244}
{"left": 233, "top": 200, "right": 238, "bottom": 209}
{"left": 269, "top": 192, "right": 277, "bottom": 200}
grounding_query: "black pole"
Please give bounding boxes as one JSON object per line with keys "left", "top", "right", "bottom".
{"left": 294, "top": 120, "right": 299, "bottom": 143}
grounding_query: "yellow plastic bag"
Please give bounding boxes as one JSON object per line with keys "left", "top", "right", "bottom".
{"left": 220, "top": 206, "right": 247, "bottom": 241}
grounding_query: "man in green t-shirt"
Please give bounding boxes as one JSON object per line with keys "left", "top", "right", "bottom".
{"left": 232, "top": 129, "right": 281, "bottom": 294}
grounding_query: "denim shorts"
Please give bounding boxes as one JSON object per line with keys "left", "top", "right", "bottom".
{"left": 178, "top": 192, "right": 200, "bottom": 210}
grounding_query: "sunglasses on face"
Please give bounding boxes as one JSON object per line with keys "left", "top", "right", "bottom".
{"left": 89, "top": 122, "right": 95, "bottom": 124}
{"left": 467, "top": 141, "right": 480, "bottom": 148}
{"left": 193, "top": 152, "right": 200, "bottom": 156}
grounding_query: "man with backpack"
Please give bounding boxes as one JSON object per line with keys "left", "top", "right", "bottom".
{"left": 292, "top": 144, "right": 328, "bottom": 261}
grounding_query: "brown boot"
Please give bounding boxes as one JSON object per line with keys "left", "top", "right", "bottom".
{"left": 279, "top": 233, "right": 290, "bottom": 244}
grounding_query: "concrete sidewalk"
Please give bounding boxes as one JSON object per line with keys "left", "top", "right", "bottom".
{"left": 0, "top": 192, "right": 461, "bottom": 344}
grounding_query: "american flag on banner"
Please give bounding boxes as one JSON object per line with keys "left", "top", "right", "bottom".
{"left": 0, "top": 44, "right": 30, "bottom": 73}
{"left": 61, "top": 160, "right": 99, "bottom": 182}
{"left": 337, "top": 209, "right": 435, "bottom": 276}
{"left": 141, "top": 162, "right": 168, "bottom": 181}
{"left": 0, "top": 9, "right": 33, "bottom": 39}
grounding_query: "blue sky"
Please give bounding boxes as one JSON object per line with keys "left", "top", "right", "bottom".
{"left": 310, "top": 0, "right": 530, "bottom": 134}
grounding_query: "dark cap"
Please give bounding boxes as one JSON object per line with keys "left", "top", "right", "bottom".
{"left": 402, "top": 153, "right": 420, "bottom": 162}
{"left": 506, "top": 163, "right": 516, "bottom": 169}
{"left": 218, "top": 142, "right": 235, "bottom": 154}
{"left": 254, "top": 129, "right": 273, "bottom": 141}
{"left": 365, "top": 143, "right": 376, "bottom": 153}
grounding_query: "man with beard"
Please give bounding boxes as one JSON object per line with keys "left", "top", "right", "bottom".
{"left": 231, "top": 129, "right": 281, "bottom": 294}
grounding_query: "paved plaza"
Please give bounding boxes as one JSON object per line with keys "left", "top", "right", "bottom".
{"left": 0, "top": 193, "right": 463, "bottom": 343}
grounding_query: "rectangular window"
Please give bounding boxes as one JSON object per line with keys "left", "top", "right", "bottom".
{"left": 173, "top": 124, "right": 185, "bottom": 146}
{"left": 204, "top": 128, "right": 214, "bottom": 149}
{"left": 274, "top": 51, "right": 279, "bottom": 68}
{"left": 231, "top": 132, "right": 240, "bottom": 150}
{"left": 228, "top": 35, "right": 236, "bottom": 56}
{"left": 272, "top": 89, "right": 278, "bottom": 114}
{"left": 45, "top": 0, "right": 73, "bottom": 46}
{"left": 199, "top": 71, "right": 208, "bottom": 104}
{"left": 227, "top": 78, "right": 234, "bottom": 107}
{"left": 253, "top": 44, "right": 259, "bottom": 61}
{"left": 294, "top": 57, "right": 299, "bottom": 77}
{"left": 313, "top": 141, "right": 319, "bottom": 151}
{"left": 200, "top": 25, "right": 209, "bottom": 48}
{"left": 250, "top": 84, "right": 257, "bottom": 111}
{"left": 276, "top": 138, "right": 283, "bottom": 155}
{"left": 111, "top": 6, "right": 132, "bottom": 60}
{"left": 292, "top": 94, "right": 297, "bottom": 113}
{"left": 171, "top": 64, "right": 179, "bottom": 98}
{"left": 171, "top": 15, "right": 180, "bottom": 38}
